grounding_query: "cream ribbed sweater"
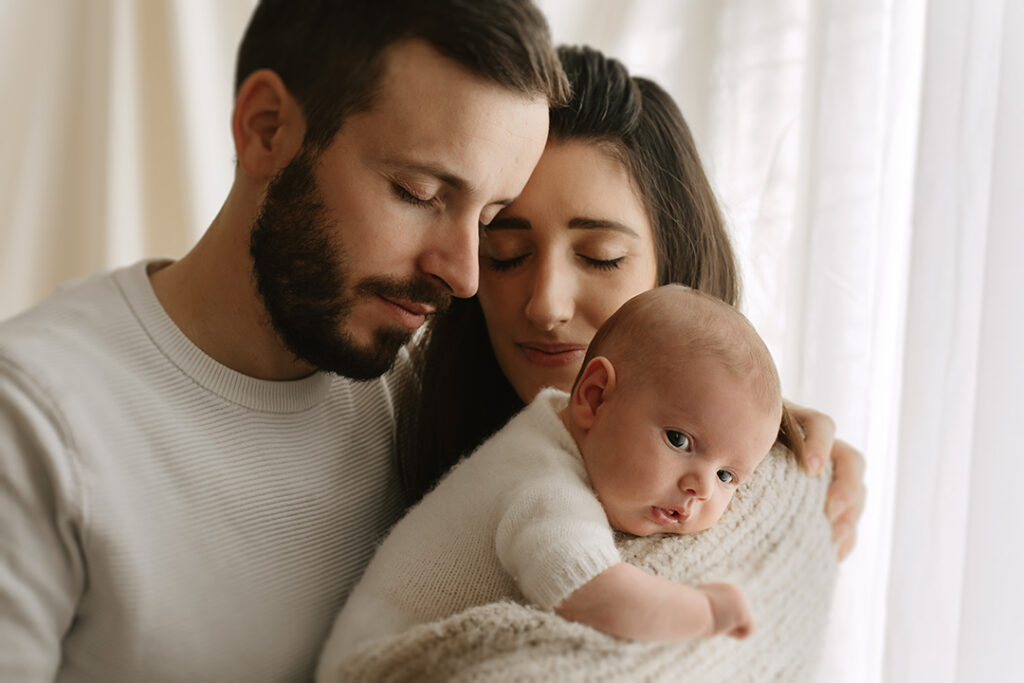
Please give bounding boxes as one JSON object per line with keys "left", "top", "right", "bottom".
{"left": 0, "top": 261, "right": 407, "bottom": 682}
{"left": 316, "top": 389, "right": 621, "bottom": 679}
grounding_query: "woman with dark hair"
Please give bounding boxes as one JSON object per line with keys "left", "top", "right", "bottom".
{"left": 406, "top": 45, "right": 864, "bottom": 553}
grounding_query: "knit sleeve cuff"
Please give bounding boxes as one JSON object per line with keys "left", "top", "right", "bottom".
{"left": 495, "top": 479, "right": 622, "bottom": 611}
{"left": 516, "top": 523, "right": 622, "bottom": 610}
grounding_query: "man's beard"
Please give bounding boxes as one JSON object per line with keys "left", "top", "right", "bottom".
{"left": 249, "top": 149, "right": 451, "bottom": 380}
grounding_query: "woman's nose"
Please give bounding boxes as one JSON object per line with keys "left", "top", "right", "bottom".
{"left": 523, "top": 260, "right": 573, "bottom": 331}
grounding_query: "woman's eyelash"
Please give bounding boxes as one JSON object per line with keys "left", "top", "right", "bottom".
{"left": 486, "top": 255, "right": 529, "bottom": 271}
{"left": 393, "top": 184, "right": 434, "bottom": 207}
{"left": 581, "top": 256, "right": 625, "bottom": 271}
{"left": 484, "top": 253, "right": 625, "bottom": 273}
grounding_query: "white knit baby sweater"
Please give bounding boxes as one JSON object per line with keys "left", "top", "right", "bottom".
{"left": 0, "top": 261, "right": 408, "bottom": 682}
{"left": 316, "top": 388, "right": 621, "bottom": 679}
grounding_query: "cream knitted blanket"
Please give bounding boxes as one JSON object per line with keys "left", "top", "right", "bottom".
{"left": 334, "top": 446, "right": 837, "bottom": 682}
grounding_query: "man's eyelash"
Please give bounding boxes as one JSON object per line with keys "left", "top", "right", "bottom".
{"left": 393, "top": 184, "right": 434, "bottom": 207}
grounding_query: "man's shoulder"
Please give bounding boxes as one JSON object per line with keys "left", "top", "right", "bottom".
{"left": 0, "top": 266, "right": 135, "bottom": 383}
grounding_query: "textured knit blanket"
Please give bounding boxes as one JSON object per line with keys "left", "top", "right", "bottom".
{"left": 335, "top": 445, "right": 837, "bottom": 682}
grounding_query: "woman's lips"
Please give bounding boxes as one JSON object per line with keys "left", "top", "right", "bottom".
{"left": 517, "top": 342, "right": 587, "bottom": 368}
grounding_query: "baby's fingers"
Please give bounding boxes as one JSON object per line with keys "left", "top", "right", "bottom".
{"left": 728, "top": 617, "right": 755, "bottom": 639}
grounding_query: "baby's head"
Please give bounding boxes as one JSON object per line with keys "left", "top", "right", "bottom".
{"left": 562, "top": 285, "right": 798, "bottom": 537}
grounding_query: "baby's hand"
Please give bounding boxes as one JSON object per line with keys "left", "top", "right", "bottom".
{"left": 697, "top": 582, "right": 755, "bottom": 639}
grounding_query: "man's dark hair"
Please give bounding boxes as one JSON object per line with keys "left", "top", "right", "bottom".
{"left": 235, "top": 0, "right": 570, "bottom": 152}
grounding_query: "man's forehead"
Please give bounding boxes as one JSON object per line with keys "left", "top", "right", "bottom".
{"left": 376, "top": 39, "right": 506, "bottom": 105}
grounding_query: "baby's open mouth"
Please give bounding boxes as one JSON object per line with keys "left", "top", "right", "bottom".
{"left": 651, "top": 506, "right": 687, "bottom": 526}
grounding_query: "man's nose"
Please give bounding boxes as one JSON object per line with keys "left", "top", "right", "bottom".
{"left": 419, "top": 213, "right": 480, "bottom": 298}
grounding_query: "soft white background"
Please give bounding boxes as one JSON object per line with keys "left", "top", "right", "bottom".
{"left": 1, "top": 1, "right": 1021, "bottom": 681}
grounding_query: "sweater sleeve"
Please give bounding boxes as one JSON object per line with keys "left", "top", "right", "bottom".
{"left": 494, "top": 469, "right": 620, "bottom": 611}
{"left": 0, "top": 358, "right": 85, "bottom": 681}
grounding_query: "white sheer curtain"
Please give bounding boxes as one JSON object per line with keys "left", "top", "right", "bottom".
{"left": 542, "top": 1, "right": 1024, "bottom": 680}
{"left": 2, "top": 1, "right": 1021, "bottom": 680}
{"left": 0, "top": 0, "right": 254, "bottom": 320}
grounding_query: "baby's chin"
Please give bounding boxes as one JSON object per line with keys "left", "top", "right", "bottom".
{"left": 613, "top": 514, "right": 721, "bottom": 538}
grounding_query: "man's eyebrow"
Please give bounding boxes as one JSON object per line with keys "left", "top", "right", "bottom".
{"left": 390, "top": 161, "right": 518, "bottom": 207}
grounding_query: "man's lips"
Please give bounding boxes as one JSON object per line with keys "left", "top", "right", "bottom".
{"left": 378, "top": 295, "right": 435, "bottom": 329}
{"left": 517, "top": 342, "right": 588, "bottom": 368}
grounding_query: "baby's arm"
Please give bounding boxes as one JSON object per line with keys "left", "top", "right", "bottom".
{"left": 554, "top": 563, "right": 754, "bottom": 641}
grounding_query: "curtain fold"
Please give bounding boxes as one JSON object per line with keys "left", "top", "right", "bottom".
{"left": 887, "top": 0, "right": 1024, "bottom": 680}
{"left": 693, "top": 2, "right": 925, "bottom": 680}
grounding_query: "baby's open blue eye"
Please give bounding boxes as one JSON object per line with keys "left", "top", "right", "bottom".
{"left": 666, "top": 430, "right": 691, "bottom": 450}
{"left": 717, "top": 470, "right": 734, "bottom": 484}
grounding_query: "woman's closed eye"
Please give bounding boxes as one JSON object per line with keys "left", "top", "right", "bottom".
{"left": 579, "top": 255, "right": 625, "bottom": 271}
{"left": 485, "top": 253, "right": 529, "bottom": 272}
{"left": 483, "top": 252, "right": 626, "bottom": 273}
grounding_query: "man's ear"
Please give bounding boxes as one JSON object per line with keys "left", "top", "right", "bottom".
{"left": 568, "top": 356, "right": 617, "bottom": 432}
{"left": 232, "top": 69, "right": 306, "bottom": 181}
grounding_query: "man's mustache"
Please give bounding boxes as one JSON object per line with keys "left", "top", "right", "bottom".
{"left": 356, "top": 276, "right": 452, "bottom": 316}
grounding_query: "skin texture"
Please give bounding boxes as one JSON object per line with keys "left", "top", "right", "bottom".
{"left": 478, "top": 140, "right": 658, "bottom": 403}
{"left": 563, "top": 354, "right": 780, "bottom": 537}
{"left": 150, "top": 39, "right": 550, "bottom": 381}
{"left": 477, "top": 138, "right": 865, "bottom": 558}
{"left": 555, "top": 564, "right": 754, "bottom": 641}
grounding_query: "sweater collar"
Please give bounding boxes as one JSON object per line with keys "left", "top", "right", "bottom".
{"left": 114, "top": 260, "right": 333, "bottom": 413}
{"left": 530, "top": 387, "right": 584, "bottom": 462}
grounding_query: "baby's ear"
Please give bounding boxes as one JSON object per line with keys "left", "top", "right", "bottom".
{"left": 569, "top": 357, "right": 616, "bottom": 430}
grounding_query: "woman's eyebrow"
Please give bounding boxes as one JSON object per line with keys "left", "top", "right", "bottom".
{"left": 568, "top": 217, "right": 640, "bottom": 237}
{"left": 485, "top": 216, "right": 640, "bottom": 236}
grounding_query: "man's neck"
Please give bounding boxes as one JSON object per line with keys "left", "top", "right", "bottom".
{"left": 149, "top": 187, "right": 318, "bottom": 382}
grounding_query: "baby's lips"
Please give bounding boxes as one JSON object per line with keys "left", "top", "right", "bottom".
{"left": 650, "top": 505, "right": 689, "bottom": 526}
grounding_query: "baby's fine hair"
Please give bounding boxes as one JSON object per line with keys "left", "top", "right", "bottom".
{"left": 575, "top": 285, "right": 804, "bottom": 460}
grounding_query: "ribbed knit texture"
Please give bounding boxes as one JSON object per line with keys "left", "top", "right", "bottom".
{"left": 331, "top": 445, "right": 838, "bottom": 682}
{"left": 0, "top": 262, "right": 407, "bottom": 683}
{"left": 316, "top": 389, "right": 621, "bottom": 676}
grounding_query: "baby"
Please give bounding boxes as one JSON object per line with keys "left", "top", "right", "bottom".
{"left": 316, "top": 285, "right": 800, "bottom": 680}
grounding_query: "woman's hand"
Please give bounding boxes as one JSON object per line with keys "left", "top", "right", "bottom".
{"left": 785, "top": 401, "right": 867, "bottom": 561}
